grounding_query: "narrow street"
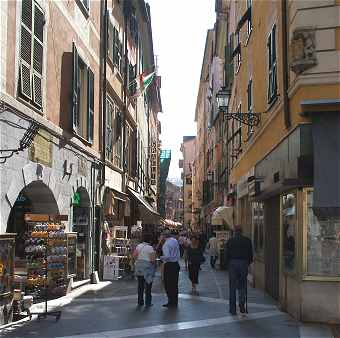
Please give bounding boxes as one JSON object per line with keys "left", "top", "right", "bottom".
{"left": 1, "top": 260, "right": 332, "bottom": 338}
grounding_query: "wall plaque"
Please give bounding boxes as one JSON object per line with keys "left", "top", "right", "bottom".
{"left": 29, "top": 129, "right": 52, "bottom": 167}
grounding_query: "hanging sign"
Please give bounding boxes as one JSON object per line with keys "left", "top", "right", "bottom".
{"left": 150, "top": 141, "right": 157, "bottom": 186}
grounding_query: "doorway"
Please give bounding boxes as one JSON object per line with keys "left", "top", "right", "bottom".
{"left": 264, "top": 195, "right": 280, "bottom": 300}
{"left": 72, "top": 187, "right": 91, "bottom": 280}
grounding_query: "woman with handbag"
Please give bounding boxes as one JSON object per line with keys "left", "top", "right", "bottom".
{"left": 187, "top": 235, "right": 205, "bottom": 295}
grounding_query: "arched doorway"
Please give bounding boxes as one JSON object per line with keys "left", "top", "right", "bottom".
{"left": 72, "top": 187, "right": 91, "bottom": 280}
{"left": 7, "top": 181, "right": 59, "bottom": 260}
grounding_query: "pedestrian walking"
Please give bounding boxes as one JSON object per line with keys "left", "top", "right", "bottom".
{"left": 183, "top": 235, "right": 191, "bottom": 270}
{"left": 133, "top": 233, "right": 156, "bottom": 308}
{"left": 207, "top": 232, "right": 219, "bottom": 268}
{"left": 160, "top": 230, "right": 180, "bottom": 308}
{"left": 224, "top": 225, "right": 253, "bottom": 316}
{"left": 187, "top": 235, "right": 205, "bottom": 295}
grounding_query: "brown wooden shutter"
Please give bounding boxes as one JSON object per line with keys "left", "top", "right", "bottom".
{"left": 87, "top": 68, "right": 94, "bottom": 143}
{"left": 20, "top": 0, "right": 33, "bottom": 100}
{"left": 72, "top": 42, "right": 79, "bottom": 132}
{"left": 32, "top": 2, "right": 44, "bottom": 107}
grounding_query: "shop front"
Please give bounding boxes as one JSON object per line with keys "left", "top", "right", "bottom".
{"left": 251, "top": 122, "right": 340, "bottom": 323}
{"left": 72, "top": 188, "right": 91, "bottom": 281}
{"left": 0, "top": 119, "right": 100, "bottom": 324}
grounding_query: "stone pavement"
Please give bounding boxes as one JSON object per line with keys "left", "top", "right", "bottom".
{"left": 0, "top": 260, "right": 334, "bottom": 338}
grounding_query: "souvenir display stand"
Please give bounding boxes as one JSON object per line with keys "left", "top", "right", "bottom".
{"left": 66, "top": 233, "right": 77, "bottom": 278}
{"left": 0, "top": 234, "right": 16, "bottom": 325}
{"left": 24, "top": 214, "right": 68, "bottom": 321}
{"left": 103, "top": 226, "right": 132, "bottom": 280}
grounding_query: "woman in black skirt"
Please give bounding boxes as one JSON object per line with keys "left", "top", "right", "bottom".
{"left": 187, "top": 235, "right": 205, "bottom": 295}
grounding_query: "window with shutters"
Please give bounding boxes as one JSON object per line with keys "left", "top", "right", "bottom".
{"left": 247, "top": 0, "right": 253, "bottom": 38}
{"left": 225, "top": 34, "right": 234, "bottom": 89}
{"left": 129, "top": 6, "right": 138, "bottom": 46}
{"left": 72, "top": 43, "right": 94, "bottom": 143}
{"left": 247, "top": 79, "right": 254, "bottom": 138}
{"left": 105, "top": 96, "right": 123, "bottom": 168}
{"left": 125, "top": 124, "right": 137, "bottom": 177}
{"left": 267, "top": 25, "right": 277, "bottom": 104}
{"left": 235, "top": 31, "right": 241, "bottom": 72}
{"left": 82, "top": 0, "right": 89, "bottom": 10}
{"left": 108, "top": 23, "right": 123, "bottom": 74}
{"left": 227, "top": 104, "right": 242, "bottom": 170}
{"left": 128, "top": 63, "right": 137, "bottom": 96}
{"left": 19, "top": 0, "right": 44, "bottom": 110}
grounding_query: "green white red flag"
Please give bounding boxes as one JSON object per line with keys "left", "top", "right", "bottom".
{"left": 129, "top": 71, "right": 156, "bottom": 98}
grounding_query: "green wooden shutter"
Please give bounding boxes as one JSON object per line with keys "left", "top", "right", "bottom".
{"left": 32, "top": 3, "right": 44, "bottom": 107}
{"left": 113, "top": 27, "right": 118, "bottom": 66}
{"left": 20, "top": 0, "right": 33, "bottom": 100}
{"left": 72, "top": 42, "right": 79, "bottom": 132}
{"left": 105, "top": 99, "right": 113, "bottom": 161}
{"left": 87, "top": 68, "right": 94, "bottom": 143}
{"left": 107, "top": 21, "right": 113, "bottom": 60}
{"left": 131, "top": 129, "right": 138, "bottom": 177}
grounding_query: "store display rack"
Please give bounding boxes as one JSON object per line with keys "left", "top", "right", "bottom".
{"left": 24, "top": 214, "right": 68, "bottom": 321}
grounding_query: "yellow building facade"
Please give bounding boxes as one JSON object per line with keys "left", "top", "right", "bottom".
{"left": 225, "top": 0, "right": 340, "bottom": 323}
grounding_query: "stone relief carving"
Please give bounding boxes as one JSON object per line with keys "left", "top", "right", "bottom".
{"left": 290, "top": 27, "right": 318, "bottom": 74}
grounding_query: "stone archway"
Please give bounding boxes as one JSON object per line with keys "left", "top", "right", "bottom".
{"left": 2, "top": 162, "right": 62, "bottom": 232}
{"left": 6, "top": 180, "right": 59, "bottom": 259}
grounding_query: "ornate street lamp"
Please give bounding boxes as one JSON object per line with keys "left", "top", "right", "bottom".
{"left": 216, "top": 87, "right": 261, "bottom": 127}
{"left": 216, "top": 87, "right": 230, "bottom": 113}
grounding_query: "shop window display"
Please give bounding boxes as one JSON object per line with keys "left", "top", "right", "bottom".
{"left": 252, "top": 202, "right": 264, "bottom": 255}
{"left": 0, "top": 235, "right": 15, "bottom": 295}
{"left": 282, "top": 193, "right": 296, "bottom": 272}
{"left": 306, "top": 190, "right": 340, "bottom": 277}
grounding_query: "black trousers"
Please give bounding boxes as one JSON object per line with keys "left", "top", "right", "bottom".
{"left": 163, "top": 262, "right": 180, "bottom": 305}
{"left": 137, "top": 276, "right": 152, "bottom": 306}
{"left": 229, "top": 259, "right": 248, "bottom": 313}
{"left": 210, "top": 255, "right": 218, "bottom": 268}
{"left": 188, "top": 263, "right": 200, "bottom": 284}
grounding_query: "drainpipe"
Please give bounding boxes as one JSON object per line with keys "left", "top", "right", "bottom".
{"left": 100, "top": 0, "right": 108, "bottom": 184}
{"left": 95, "top": 0, "right": 107, "bottom": 282}
{"left": 122, "top": 2, "right": 130, "bottom": 193}
{"left": 282, "top": 0, "right": 291, "bottom": 129}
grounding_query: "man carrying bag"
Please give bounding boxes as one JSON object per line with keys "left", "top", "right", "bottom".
{"left": 224, "top": 224, "right": 253, "bottom": 316}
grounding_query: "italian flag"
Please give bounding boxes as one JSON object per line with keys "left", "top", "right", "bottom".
{"left": 130, "top": 71, "right": 156, "bottom": 98}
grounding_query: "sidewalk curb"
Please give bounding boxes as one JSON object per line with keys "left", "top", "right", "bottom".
{"left": 0, "top": 281, "right": 112, "bottom": 331}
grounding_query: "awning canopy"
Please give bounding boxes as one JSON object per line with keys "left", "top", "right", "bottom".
{"left": 211, "top": 206, "right": 234, "bottom": 229}
{"left": 127, "top": 187, "right": 160, "bottom": 216}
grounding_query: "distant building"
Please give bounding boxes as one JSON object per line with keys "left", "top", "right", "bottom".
{"left": 179, "top": 136, "right": 196, "bottom": 229}
{"left": 165, "top": 181, "right": 183, "bottom": 224}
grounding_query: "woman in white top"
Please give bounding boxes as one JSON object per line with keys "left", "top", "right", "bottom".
{"left": 133, "top": 233, "right": 156, "bottom": 307}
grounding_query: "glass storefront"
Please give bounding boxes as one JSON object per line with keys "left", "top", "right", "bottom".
{"left": 282, "top": 192, "right": 297, "bottom": 272}
{"left": 252, "top": 202, "right": 264, "bottom": 256}
{"left": 306, "top": 190, "right": 340, "bottom": 277}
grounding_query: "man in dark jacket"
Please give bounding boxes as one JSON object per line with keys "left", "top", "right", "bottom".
{"left": 224, "top": 225, "right": 253, "bottom": 315}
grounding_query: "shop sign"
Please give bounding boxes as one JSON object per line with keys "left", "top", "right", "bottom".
{"left": 150, "top": 141, "right": 157, "bottom": 186}
{"left": 73, "top": 192, "right": 81, "bottom": 206}
{"left": 29, "top": 129, "right": 52, "bottom": 167}
{"left": 78, "top": 157, "right": 88, "bottom": 177}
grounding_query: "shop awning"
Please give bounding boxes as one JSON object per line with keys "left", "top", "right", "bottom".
{"left": 127, "top": 187, "right": 160, "bottom": 216}
{"left": 211, "top": 206, "right": 234, "bottom": 229}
